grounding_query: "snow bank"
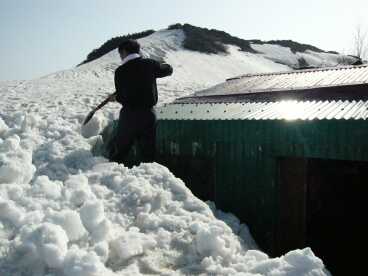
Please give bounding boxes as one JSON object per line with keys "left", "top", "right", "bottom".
{"left": 0, "top": 113, "right": 329, "bottom": 275}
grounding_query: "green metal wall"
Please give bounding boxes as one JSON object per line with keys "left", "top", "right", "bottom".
{"left": 155, "top": 119, "right": 368, "bottom": 254}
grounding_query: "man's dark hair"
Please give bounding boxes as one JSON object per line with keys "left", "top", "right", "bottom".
{"left": 118, "top": 39, "right": 140, "bottom": 54}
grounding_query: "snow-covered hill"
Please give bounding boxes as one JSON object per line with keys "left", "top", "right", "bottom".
{"left": 1, "top": 28, "right": 358, "bottom": 122}
{"left": 0, "top": 28, "right": 336, "bottom": 275}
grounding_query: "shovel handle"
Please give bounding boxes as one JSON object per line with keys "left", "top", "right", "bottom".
{"left": 95, "top": 95, "right": 113, "bottom": 111}
{"left": 83, "top": 93, "right": 116, "bottom": 125}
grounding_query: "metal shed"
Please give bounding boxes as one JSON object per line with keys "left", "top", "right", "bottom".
{"left": 154, "top": 65, "right": 368, "bottom": 275}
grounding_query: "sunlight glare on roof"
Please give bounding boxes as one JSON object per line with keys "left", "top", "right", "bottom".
{"left": 278, "top": 100, "right": 303, "bottom": 120}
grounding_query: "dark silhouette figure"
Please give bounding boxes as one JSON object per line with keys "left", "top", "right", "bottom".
{"left": 108, "top": 39, "right": 173, "bottom": 164}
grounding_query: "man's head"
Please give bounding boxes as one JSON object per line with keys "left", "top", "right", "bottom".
{"left": 118, "top": 39, "right": 140, "bottom": 60}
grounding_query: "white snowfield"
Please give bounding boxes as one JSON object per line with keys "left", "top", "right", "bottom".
{"left": 0, "top": 29, "right": 334, "bottom": 275}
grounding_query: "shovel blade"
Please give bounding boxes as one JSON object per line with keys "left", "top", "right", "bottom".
{"left": 83, "top": 111, "right": 95, "bottom": 125}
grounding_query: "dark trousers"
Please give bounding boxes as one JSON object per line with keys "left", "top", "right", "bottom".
{"left": 109, "top": 107, "right": 156, "bottom": 164}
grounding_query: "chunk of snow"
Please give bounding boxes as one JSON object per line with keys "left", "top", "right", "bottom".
{"left": 194, "top": 221, "right": 240, "bottom": 259}
{"left": 32, "top": 175, "right": 63, "bottom": 199}
{"left": 19, "top": 222, "right": 68, "bottom": 269}
{"left": 80, "top": 200, "right": 105, "bottom": 231}
{"left": 64, "top": 174, "right": 95, "bottom": 206}
{"left": 0, "top": 199, "right": 24, "bottom": 227}
{"left": 46, "top": 210, "right": 86, "bottom": 241}
{"left": 81, "top": 113, "right": 107, "bottom": 138}
{"left": 93, "top": 242, "right": 109, "bottom": 263}
{"left": 0, "top": 117, "right": 9, "bottom": 136}
{"left": 0, "top": 135, "right": 36, "bottom": 184}
{"left": 63, "top": 246, "right": 112, "bottom": 276}
{"left": 110, "top": 229, "right": 157, "bottom": 262}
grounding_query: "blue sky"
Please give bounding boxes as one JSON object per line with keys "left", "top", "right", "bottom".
{"left": 0, "top": 0, "right": 367, "bottom": 81}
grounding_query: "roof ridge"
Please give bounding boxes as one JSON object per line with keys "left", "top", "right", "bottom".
{"left": 170, "top": 99, "right": 364, "bottom": 105}
{"left": 226, "top": 64, "right": 368, "bottom": 81}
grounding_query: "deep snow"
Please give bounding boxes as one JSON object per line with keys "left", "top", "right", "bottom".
{"left": 0, "top": 29, "right": 332, "bottom": 275}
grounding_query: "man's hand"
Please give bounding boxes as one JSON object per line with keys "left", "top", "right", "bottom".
{"left": 108, "top": 93, "right": 117, "bottom": 102}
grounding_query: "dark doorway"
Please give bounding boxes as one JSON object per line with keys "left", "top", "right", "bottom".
{"left": 277, "top": 158, "right": 308, "bottom": 253}
{"left": 307, "top": 159, "right": 368, "bottom": 275}
{"left": 278, "top": 158, "right": 368, "bottom": 275}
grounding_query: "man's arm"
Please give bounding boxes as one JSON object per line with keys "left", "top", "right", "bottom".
{"left": 154, "top": 62, "right": 173, "bottom": 78}
{"left": 114, "top": 69, "right": 124, "bottom": 104}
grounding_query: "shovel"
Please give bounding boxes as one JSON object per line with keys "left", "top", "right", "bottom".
{"left": 83, "top": 93, "right": 115, "bottom": 125}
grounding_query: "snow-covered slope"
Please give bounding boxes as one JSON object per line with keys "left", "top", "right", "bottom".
{"left": 1, "top": 29, "right": 356, "bottom": 121}
{"left": 0, "top": 29, "right": 334, "bottom": 275}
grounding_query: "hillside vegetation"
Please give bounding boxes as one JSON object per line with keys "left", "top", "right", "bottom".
{"left": 79, "top": 30, "right": 155, "bottom": 65}
{"left": 80, "top": 23, "right": 337, "bottom": 66}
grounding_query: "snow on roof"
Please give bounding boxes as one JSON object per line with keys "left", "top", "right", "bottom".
{"left": 187, "top": 64, "right": 368, "bottom": 101}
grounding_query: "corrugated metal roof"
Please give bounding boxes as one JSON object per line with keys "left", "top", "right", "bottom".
{"left": 157, "top": 100, "right": 368, "bottom": 121}
{"left": 190, "top": 65, "right": 368, "bottom": 99}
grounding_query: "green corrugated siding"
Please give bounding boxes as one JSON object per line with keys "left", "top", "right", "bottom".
{"left": 155, "top": 119, "right": 368, "bottom": 253}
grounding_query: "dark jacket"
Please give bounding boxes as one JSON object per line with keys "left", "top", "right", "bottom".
{"left": 114, "top": 57, "right": 173, "bottom": 109}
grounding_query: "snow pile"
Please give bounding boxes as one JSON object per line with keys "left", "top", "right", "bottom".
{"left": 0, "top": 113, "right": 329, "bottom": 275}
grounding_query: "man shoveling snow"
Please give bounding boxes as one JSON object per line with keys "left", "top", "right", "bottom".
{"left": 108, "top": 39, "right": 172, "bottom": 164}
{"left": 85, "top": 39, "right": 173, "bottom": 165}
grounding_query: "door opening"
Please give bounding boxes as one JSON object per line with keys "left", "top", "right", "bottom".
{"left": 278, "top": 158, "right": 368, "bottom": 275}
